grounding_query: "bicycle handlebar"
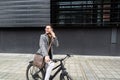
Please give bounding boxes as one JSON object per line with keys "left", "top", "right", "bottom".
{"left": 52, "top": 54, "right": 71, "bottom": 63}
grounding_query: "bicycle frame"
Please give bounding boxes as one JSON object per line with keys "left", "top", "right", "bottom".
{"left": 30, "top": 61, "right": 66, "bottom": 80}
{"left": 26, "top": 54, "right": 72, "bottom": 80}
{"left": 31, "top": 55, "right": 70, "bottom": 80}
{"left": 50, "top": 60, "right": 66, "bottom": 80}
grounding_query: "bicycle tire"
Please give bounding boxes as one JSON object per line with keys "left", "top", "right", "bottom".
{"left": 26, "top": 62, "right": 44, "bottom": 80}
{"left": 60, "top": 73, "right": 73, "bottom": 80}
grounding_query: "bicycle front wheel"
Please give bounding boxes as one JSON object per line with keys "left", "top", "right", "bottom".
{"left": 26, "top": 62, "right": 44, "bottom": 80}
{"left": 60, "top": 73, "right": 73, "bottom": 80}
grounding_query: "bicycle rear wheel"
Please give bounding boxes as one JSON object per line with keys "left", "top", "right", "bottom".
{"left": 26, "top": 62, "right": 44, "bottom": 80}
{"left": 60, "top": 73, "right": 73, "bottom": 80}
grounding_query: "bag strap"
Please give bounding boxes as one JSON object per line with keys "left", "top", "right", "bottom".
{"left": 47, "top": 37, "right": 54, "bottom": 53}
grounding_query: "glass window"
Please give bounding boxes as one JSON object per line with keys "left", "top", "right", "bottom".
{"left": 51, "top": 0, "right": 120, "bottom": 27}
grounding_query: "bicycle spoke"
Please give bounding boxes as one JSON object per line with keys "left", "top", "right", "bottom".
{"left": 26, "top": 64, "right": 44, "bottom": 80}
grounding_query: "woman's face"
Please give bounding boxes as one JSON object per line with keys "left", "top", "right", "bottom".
{"left": 45, "top": 25, "right": 52, "bottom": 34}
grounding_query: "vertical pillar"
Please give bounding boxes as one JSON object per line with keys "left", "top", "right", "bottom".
{"left": 111, "top": 28, "right": 117, "bottom": 44}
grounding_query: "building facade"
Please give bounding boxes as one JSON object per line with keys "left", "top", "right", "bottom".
{"left": 0, "top": 0, "right": 120, "bottom": 56}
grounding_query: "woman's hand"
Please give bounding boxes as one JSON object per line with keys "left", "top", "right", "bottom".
{"left": 45, "top": 56, "right": 51, "bottom": 63}
{"left": 50, "top": 31, "right": 56, "bottom": 38}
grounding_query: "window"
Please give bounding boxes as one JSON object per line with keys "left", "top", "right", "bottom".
{"left": 51, "top": 0, "right": 120, "bottom": 27}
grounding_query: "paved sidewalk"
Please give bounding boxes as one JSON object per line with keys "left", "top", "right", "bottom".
{"left": 0, "top": 53, "right": 120, "bottom": 80}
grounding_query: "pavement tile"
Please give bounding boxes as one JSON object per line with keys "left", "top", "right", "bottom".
{"left": 0, "top": 53, "right": 120, "bottom": 80}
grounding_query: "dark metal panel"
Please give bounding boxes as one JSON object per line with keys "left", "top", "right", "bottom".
{"left": 0, "top": 29, "right": 42, "bottom": 53}
{"left": 0, "top": 28, "right": 120, "bottom": 56}
{"left": 55, "top": 28, "right": 111, "bottom": 56}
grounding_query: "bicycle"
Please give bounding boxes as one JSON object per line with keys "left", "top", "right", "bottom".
{"left": 26, "top": 54, "right": 73, "bottom": 80}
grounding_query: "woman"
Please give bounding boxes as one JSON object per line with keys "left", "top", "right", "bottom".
{"left": 37, "top": 25, "right": 59, "bottom": 80}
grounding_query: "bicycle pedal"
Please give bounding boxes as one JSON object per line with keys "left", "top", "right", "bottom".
{"left": 33, "top": 74, "right": 39, "bottom": 79}
{"left": 35, "top": 74, "right": 39, "bottom": 78}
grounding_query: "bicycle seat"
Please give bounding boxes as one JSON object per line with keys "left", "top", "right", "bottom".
{"left": 29, "top": 61, "right": 33, "bottom": 63}
{"left": 52, "top": 59, "right": 61, "bottom": 63}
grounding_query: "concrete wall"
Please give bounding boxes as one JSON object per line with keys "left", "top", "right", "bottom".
{"left": 0, "top": 28, "right": 120, "bottom": 56}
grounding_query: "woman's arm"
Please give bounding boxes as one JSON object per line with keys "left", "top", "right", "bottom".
{"left": 39, "top": 35, "right": 48, "bottom": 57}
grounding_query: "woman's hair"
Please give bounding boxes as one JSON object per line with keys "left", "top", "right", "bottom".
{"left": 46, "top": 24, "right": 53, "bottom": 30}
{"left": 46, "top": 24, "right": 52, "bottom": 27}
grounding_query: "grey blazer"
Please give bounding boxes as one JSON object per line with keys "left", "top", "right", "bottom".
{"left": 37, "top": 34, "right": 59, "bottom": 58}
